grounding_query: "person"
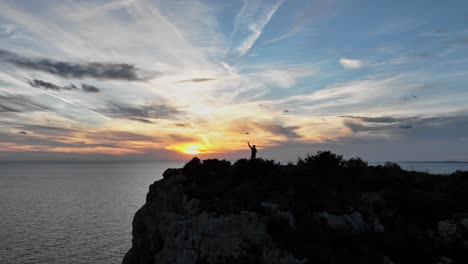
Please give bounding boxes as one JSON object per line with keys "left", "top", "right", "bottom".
{"left": 247, "top": 142, "right": 257, "bottom": 160}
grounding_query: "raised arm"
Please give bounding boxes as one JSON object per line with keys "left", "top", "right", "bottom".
{"left": 247, "top": 142, "right": 252, "bottom": 149}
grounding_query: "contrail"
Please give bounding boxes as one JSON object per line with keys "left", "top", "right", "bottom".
{"left": 262, "top": 0, "right": 338, "bottom": 45}
{"left": 42, "top": 90, "right": 109, "bottom": 121}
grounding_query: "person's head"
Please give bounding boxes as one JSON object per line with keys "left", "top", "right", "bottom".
{"left": 253, "top": 145, "right": 256, "bottom": 148}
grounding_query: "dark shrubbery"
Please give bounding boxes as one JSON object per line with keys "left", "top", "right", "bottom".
{"left": 298, "top": 150, "right": 343, "bottom": 169}
{"left": 344, "top": 157, "right": 368, "bottom": 170}
{"left": 182, "top": 157, "right": 202, "bottom": 177}
{"left": 162, "top": 168, "right": 182, "bottom": 178}
{"left": 176, "top": 151, "right": 468, "bottom": 264}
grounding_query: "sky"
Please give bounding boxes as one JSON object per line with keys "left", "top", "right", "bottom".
{"left": 0, "top": 0, "right": 467, "bottom": 162}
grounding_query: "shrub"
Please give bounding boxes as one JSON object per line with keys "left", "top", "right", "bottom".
{"left": 298, "top": 150, "right": 343, "bottom": 169}
{"left": 202, "top": 159, "right": 231, "bottom": 173}
{"left": 183, "top": 157, "right": 202, "bottom": 177}
{"left": 344, "top": 157, "right": 368, "bottom": 170}
{"left": 162, "top": 168, "right": 182, "bottom": 179}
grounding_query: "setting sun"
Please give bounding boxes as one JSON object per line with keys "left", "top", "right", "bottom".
{"left": 179, "top": 144, "right": 204, "bottom": 155}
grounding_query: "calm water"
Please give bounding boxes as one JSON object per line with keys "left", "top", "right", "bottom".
{"left": 373, "top": 162, "right": 468, "bottom": 174}
{"left": 0, "top": 161, "right": 467, "bottom": 264}
{"left": 0, "top": 161, "right": 184, "bottom": 264}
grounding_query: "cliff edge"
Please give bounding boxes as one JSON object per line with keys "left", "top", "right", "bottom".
{"left": 123, "top": 152, "right": 468, "bottom": 264}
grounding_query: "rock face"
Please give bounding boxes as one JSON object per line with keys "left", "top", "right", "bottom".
{"left": 123, "top": 154, "right": 468, "bottom": 264}
{"left": 313, "top": 212, "right": 385, "bottom": 234}
{"left": 123, "top": 170, "right": 305, "bottom": 264}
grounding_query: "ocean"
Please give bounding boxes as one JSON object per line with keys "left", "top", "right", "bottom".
{"left": 371, "top": 162, "right": 468, "bottom": 174}
{"left": 0, "top": 161, "right": 184, "bottom": 264}
{"left": 1, "top": 161, "right": 467, "bottom": 264}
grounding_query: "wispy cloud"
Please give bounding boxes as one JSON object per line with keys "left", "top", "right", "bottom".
{"left": 101, "top": 101, "right": 181, "bottom": 123}
{"left": 176, "top": 78, "right": 217, "bottom": 83}
{"left": 229, "top": 0, "right": 284, "bottom": 57}
{"left": 80, "top": 84, "right": 100, "bottom": 93}
{"left": 0, "top": 49, "right": 149, "bottom": 80}
{"left": 342, "top": 116, "right": 404, "bottom": 124}
{"left": 257, "top": 122, "right": 301, "bottom": 139}
{"left": 29, "top": 79, "right": 101, "bottom": 93}
{"left": 341, "top": 113, "right": 468, "bottom": 143}
{"left": 228, "top": 118, "right": 302, "bottom": 140}
{"left": 0, "top": 93, "right": 51, "bottom": 113}
{"left": 29, "top": 79, "right": 78, "bottom": 91}
{"left": 339, "top": 58, "right": 364, "bottom": 69}
{"left": 264, "top": 0, "right": 339, "bottom": 44}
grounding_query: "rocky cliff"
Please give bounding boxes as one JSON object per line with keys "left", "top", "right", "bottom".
{"left": 123, "top": 152, "right": 468, "bottom": 264}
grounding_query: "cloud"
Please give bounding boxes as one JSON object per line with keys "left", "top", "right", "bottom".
{"left": 339, "top": 58, "right": 364, "bottom": 69}
{"left": 176, "top": 78, "right": 217, "bottom": 83}
{"left": 0, "top": 94, "right": 51, "bottom": 113}
{"left": 274, "top": 77, "right": 410, "bottom": 114}
{"left": 81, "top": 83, "right": 101, "bottom": 93}
{"left": 169, "top": 134, "right": 199, "bottom": 142}
{"left": 0, "top": 130, "right": 148, "bottom": 153}
{"left": 399, "top": 124, "right": 413, "bottom": 129}
{"left": 129, "top": 118, "right": 153, "bottom": 124}
{"left": 0, "top": 24, "right": 16, "bottom": 36}
{"left": 29, "top": 79, "right": 101, "bottom": 93}
{"left": 343, "top": 120, "right": 376, "bottom": 133}
{"left": 420, "top": 29, "right": 450, "bottom": 37}
{"left": 443, "top": 38, "right": 468, "bottom": 47}
{"left": 400, "top": 94, "right": 418, "bottom": 102}
{"left": 0, "top": 49, "right": 148, "bottom": 80}
{"left": 229, "top": 0, "right": 284, "bottom": 57}
{"left": 87, "top": 131, "right": 155, "bottom": 142}
{"left": 0, "top": 121, "right": 81, "bottom": 136}
{"left": 343, "top": 119, "right": 411, "bottom": 134}
{"left": 102, "top": 101, "right": 181, "bottom": 121}
{"left": 342, "top": 115, "right": 416, "bottom": 134}
{"left": 264, "top": 0, "right": 339, "bottom": 44}
{"left": 342, "top": 115, "right": 402, "bottom": 123}
{"left": 230, "top": 118, "right": 301, "bottom": 139}
{"left": 29, "top": 79, "right": 78, "bottom": 91}
{"left": 257, "top": 123, "right": 301, "bottom": 139}
{"left": 342, "top": 113, "right": 468, "bottom": 141}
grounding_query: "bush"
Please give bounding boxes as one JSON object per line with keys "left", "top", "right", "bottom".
{"left": 183, "top": 157, "right": 202, "bottom": 177}
{"left": 344, "top": 157, "right": 368, "bottom": 170}
{"left": 383, "top": 162, "right": 402, "bottom": 171}
{"left": 162, "top": 168, "right": 182, "bottom": 179}
{"left": 298, "top": 151, "right": 343, "bottom": 169}
{"left": 202, "top": 159, "right": 231, "bottom": 173}
{"left": 232, "top": 158, "right": 279, "bottom": 183}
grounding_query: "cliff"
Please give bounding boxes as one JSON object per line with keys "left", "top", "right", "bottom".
{"left": 123, "top": 152, "right": 468, "bottom": 264}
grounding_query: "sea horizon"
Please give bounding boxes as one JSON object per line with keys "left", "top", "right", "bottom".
{"left": 2, "top": 159, "right": 468, "bottom": 175}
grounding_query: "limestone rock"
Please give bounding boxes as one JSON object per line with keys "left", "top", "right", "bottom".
{"left": 314, "top": 212, "right": 385, "bottom": 234}
{"left": 123, "top": 174, "right": 306, "bottom": 264}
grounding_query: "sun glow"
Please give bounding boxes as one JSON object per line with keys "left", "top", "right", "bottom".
{"left": 179, "top": 144, "right": 204, "bottom": 155}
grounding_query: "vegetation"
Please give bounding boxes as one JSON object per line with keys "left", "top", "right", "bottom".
{"left": 175, "top": 151, "right": 468, "bottom": 264}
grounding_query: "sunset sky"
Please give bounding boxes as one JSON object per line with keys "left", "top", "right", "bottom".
{"left": 1, "top": 0, "right": 468, "bottom": 161}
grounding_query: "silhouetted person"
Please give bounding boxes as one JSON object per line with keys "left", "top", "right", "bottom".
{"left": 248, "top": 142, "right": 257, "bottom": 160}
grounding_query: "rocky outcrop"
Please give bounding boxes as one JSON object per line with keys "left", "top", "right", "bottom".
{"left": 123, "top": 154, "right": 468, "bottom": 264}
{"left": 438, "top": 218, "right": 468, "bottom": 239}
{"left": 123, "top": 169, "right": 305, "bottom": 264}
{"left": 313, "top": 212, "right": 384, "bottom": 234}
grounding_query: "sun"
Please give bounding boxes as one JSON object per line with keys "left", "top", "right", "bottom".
{"left": 181, "top": 144, "right": 203, "bottom": 155}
